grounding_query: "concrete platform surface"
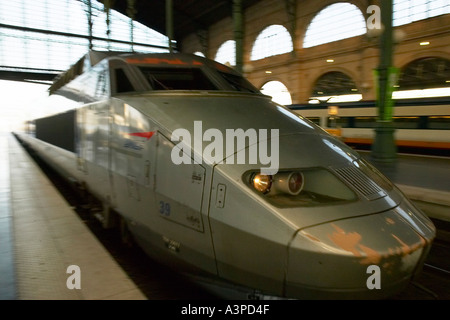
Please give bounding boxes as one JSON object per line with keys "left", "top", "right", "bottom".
{"left": 1, "top": 132, "right": 147, "bottom": 300}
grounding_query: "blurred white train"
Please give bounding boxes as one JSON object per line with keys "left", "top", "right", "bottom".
{"left": 289, "top": 98, "right": 450, "bottom": 156}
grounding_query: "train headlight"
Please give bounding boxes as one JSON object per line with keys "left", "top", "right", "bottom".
{"left": 252, "top": 173, "right": 272, "bottom": 194}
{"left": 245, "top": 168, "right": 357, "bottom": 207}
{"left": 273, "top": 171, "right": 304, "bottom": 195}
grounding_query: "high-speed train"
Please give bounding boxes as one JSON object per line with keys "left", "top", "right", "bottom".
{"left": 15, "top": 50, "right": 436, "bottom": 300}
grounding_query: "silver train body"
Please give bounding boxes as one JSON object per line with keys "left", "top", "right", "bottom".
{"left": 16, "top": 51, "right": 436, "bottom": 299}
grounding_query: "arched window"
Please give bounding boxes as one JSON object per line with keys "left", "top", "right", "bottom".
{"left": 250, "top": 25, "right": 293, "bottom": 61}
{"left": 214, "top": 40, "right": 235, "bottom": 66}
{"left": 303, "top": 3, "right": 366, "bottom": 48}
{"left": 309, "top": 71, "right": 361, "bottom": 103}
{"left": 394, "top": 57, "right": 450, "bottom": 99}
{"left": 261, "top": 81, "right": 292, "bottom": 105}
{"left": 394, "top": 0, "right": 450, "bottom": 26}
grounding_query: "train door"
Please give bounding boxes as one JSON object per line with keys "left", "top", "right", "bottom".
{"left": 77, "top": 103, "right": 112, "bottom": 203}
{"left": 325, "top": 106, "right": 342, "bottom": 138}
{"left": 108, "top": 102, "right": 150, "bottom": 216}
{"left": 92, "top": 102, "right": 112, "bottom": 203}
{"left": 152, "top": 133, "right": 217, "bottom": 274}
{"left": 76, "top": 107, "right": 88, "bottom": 174}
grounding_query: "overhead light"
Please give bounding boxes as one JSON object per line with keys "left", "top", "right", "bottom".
{"left": 265, "top": 70, "right": 272, "bottom": 74}
{"left": 420, "top": 41, "right": 430, "bottom": 46}
{"left": 446, "top": 80, "right": 450, "bottom": 83}
{"left": 326, "top": 59, "right": 334, "bottom": 63}
{"left": 351, "top": 88, "right": 358, "bottom": 92}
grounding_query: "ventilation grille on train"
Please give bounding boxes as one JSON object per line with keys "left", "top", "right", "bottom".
{"left": 334, "top": 166, "right": 386, "bottom": 200}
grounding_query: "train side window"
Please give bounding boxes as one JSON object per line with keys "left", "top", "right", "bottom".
{"left": 347, "top": 117, "right": 355, "bottom": 128}
{"left": 393, "top": 116, "right": 420, "bottom": 129}
{"left": 428, "top": 116, "right": 450, "bottom": 130}
{"left": 326, "top": 116, "right": 350, "bottom": 128}
{"left": 354, "top": 116, "right": 377, "bottom": 128}
{"left": 35, "top": 110, "right": 76, "bottom": 152}
{"left": 115, "top": 68, "right": 135, "bottom": 93}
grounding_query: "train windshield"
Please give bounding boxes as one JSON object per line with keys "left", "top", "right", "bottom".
{"left": 139, "top": 67, "right": 218, "bottom": 90}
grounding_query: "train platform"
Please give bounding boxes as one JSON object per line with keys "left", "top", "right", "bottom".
{"left": 359, "top": 151, "right": 450, "bottom": 223}
{"left": 0, "top": 131, "right": 449, "bottom": 301}
{"left": 0, "top": 132, "right": 146, "bottom": 300}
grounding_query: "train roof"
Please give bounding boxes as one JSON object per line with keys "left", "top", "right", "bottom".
{"left": 48, "top": 50, "right": 245, "bottom": 95}
{"left": 49, "top": 51, "right": 122, "bottom": 95}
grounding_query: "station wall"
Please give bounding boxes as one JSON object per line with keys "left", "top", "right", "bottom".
{"left": 179, "top": 0, "right": 450, "bottom": 104}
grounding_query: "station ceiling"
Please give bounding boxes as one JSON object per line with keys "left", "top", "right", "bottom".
{"left": 100, "top": 0, "right": 262, "bottom": 42}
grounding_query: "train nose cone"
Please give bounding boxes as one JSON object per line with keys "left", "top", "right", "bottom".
{"left": 285, "top": 201, "right": 436, "bottom": 299}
